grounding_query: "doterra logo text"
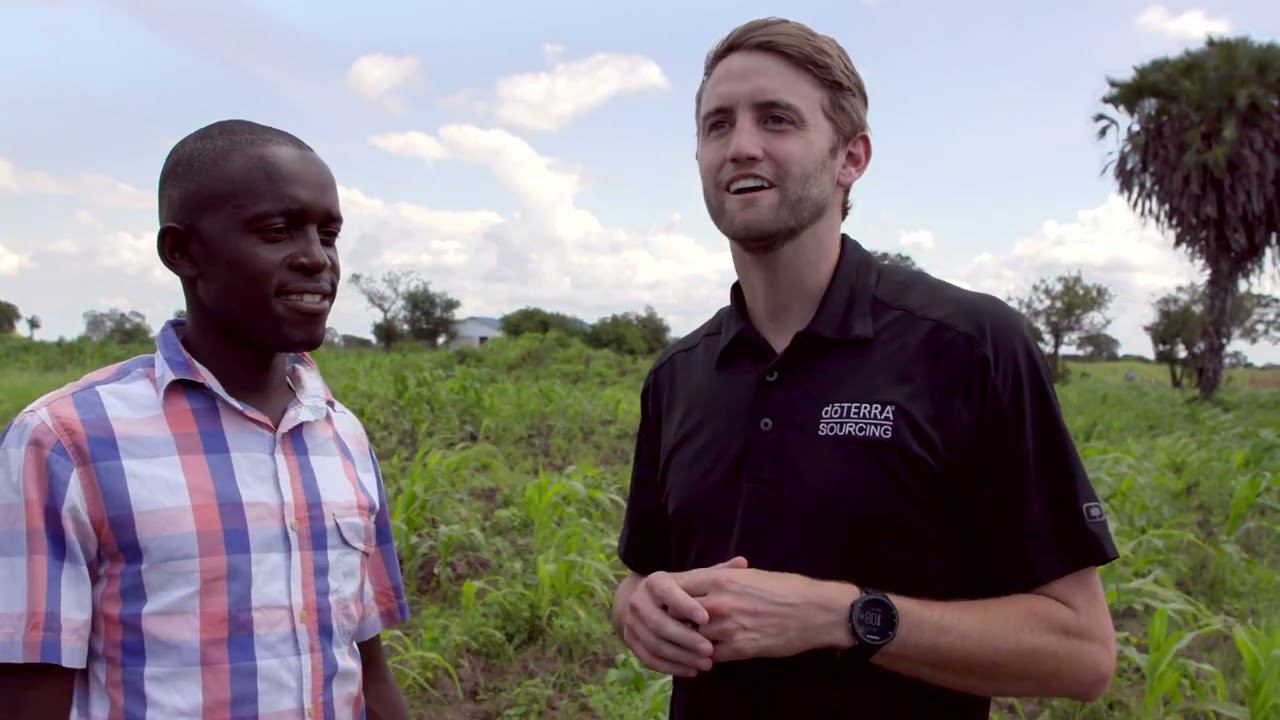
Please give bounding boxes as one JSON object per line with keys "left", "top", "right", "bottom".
{"left": 818, "top": 402, "right": 895, "bottom": 439}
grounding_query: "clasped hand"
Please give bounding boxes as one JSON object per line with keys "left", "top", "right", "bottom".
{"left": 621, "top": 557, "right": 854, "bottom": 677}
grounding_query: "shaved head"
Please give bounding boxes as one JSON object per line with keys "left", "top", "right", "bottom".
{"left": 158, "top": 119, "right": 313, "bottom": 225}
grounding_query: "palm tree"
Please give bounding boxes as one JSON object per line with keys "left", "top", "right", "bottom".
{"left": 25, "top": 315, "right": 41, "bottom": 340}
{"left": 1096, "top": 37, "right": 1280, "bottom": 400}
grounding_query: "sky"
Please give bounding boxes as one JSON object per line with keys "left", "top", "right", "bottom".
{"left": 1, "top": 0, "right": 1278, "bottom": 362}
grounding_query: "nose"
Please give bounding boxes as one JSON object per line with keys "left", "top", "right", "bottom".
{"left": 288, "top": 227, "right": 332, "bottom": 275}
{"left": 726, "top": 122, "right": 764, "bottom": 164}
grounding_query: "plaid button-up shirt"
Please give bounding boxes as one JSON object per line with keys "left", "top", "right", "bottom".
{"left": 0, "top": 321, "right": 409, "bottom": 719}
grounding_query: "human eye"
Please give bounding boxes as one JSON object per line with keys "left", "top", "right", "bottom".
{"left": 763, "top": 113, "right": 794, "bottom": 128}
{"left": 319, "top": 227, "right": 341, "bottom": 246}
{"left": 704, "top": 118, "right": 730, "bottom": 136}
{"left": 261, "top": 225, "right": 293, "bottom": 242}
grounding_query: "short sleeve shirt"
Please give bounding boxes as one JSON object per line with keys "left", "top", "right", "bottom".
{"left": 0, "top": 320, "right": 409, "bottom": 720}
{"left": 618, "top": 236, "right": 1118, "bottom": 719}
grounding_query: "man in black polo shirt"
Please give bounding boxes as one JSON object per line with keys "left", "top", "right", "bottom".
{"left": 610, "top": 17, "right": 1119, "bottom": 719}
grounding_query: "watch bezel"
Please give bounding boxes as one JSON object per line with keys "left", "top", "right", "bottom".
{"left": 851, "top": 591, "right": 898, "bottom": 646}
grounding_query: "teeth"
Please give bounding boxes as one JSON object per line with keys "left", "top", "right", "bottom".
{"left": 729, "top": 177, "right": 772, "bottom": 193}
{"left": 284, "top": 293, "right": 325, "bottom": 303}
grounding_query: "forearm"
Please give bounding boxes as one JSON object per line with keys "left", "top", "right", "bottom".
{"left": 814, "top": 580, "right": 1114, "bottom": 700}
{"left": 359, "top": 637, "right": 409, "bottom": 720}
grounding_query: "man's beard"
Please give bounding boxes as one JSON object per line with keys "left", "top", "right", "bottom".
{"left": 704, "top": 155, "right": 835, "bottom": 256}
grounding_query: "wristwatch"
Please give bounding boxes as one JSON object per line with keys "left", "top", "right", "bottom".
{"left": 846, "top": 587, "right": 898, "bottom": 660}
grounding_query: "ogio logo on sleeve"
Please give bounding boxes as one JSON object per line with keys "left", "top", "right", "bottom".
{"left": 1082, "top": 502, "right": 1107, "bottom": 522}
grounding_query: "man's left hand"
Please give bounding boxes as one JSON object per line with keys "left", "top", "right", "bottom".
{"left": 672, "top": 565, "right": 857, "bottom": 663}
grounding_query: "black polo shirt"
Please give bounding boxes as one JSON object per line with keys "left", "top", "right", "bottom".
{"left": 618, "top": 235, "right": 1118, "bottom": 719}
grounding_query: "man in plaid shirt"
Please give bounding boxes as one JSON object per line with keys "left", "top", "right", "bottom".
{"left": 0, "top": 120, "right": 411, "bottom": 719}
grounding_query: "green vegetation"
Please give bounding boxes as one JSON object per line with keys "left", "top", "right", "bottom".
{"left": 2, "top": 334, "right": 1276, "bottom": 719}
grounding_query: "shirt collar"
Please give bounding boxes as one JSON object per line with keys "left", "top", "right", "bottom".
{"left": 716, "top": 234, "right": 877, "bottom": 365}
{"left": 154, "top": 319, "right": 335, "bottom": 416}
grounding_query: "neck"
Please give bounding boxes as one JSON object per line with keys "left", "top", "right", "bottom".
{"left": 731, "top": 214, "right": 843, "bottom": 354}
{"left": 178, "top": 312, "right": 292, "bottom": 419}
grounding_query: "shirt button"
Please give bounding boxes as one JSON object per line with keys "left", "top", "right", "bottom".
{"left": 289, "top": 519, "right": 298, "bottom": 532}
{"left": 760, "top": 418, "right": 773, "bottom": 431}
{"left": 299, "top": 609, "right": 308, "bottom": 624}
{"left": 765, "top": 370, "right": 779, "bottom": 382}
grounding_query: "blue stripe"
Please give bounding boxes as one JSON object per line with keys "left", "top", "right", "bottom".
{"left": 70, "top": 355, "right": 154, "bottom": 398}
{"left": 71, "top": 389, "right": 148, "bottom": 719}
{"left": 187, "top": 387, "right": 260, "bottom": 719}
{"left": 155, "top": 320, "right": 198, "bottom": 381}
{"left": 39, "top": 440, "right": 76, "bottom": 664}
{"left": 367, "top": 449, "right": 407, "bottom": 615}
{"left": 291, "top": 428, "right": 340, "bottom": 720}
{"left": 332, "top": 433, "right": 377, "bottom": 511}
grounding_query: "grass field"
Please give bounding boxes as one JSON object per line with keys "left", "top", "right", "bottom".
{"left": 2, "top": 334, "right": 1277, "bottom": 719}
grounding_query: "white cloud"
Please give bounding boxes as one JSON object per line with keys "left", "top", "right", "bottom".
{"left": 494, "top": 51, "right": 669, "bottom": 131}
{"left": 952, "top": 194, "right": 1200, "bottom": 356}
{"left": 897, "top": 229, "right": 936, "bottom": 252}
{"left": 439, "top": 89, "right": 490, "bottom": 116}
{"left": 1136, "top": 5, "right": 1231, "bottom": 40}
{"left": 358, "top": 123, "right": 733, "bottom": 335}
{"left": 368, "top": 131, "right": 447, "bottom": 164}
{"left": 75, "top": 209, "right": 104, "bottom": 229}
{"left": 337, "top": 185, "right": 503, "bottom": 269}
{"left": 543, "top": 43, "right": 566, "bottom": 63}
{"left": 99, "top": 230, "right": 169, "bottom": 282}
{"left": 0, "top": 240, "right": 33, "bottom": 276}
{"left": 0, "top": 156, "right": 150, "bottom": 211}
{"left": 345, "top": 53, "right": 422, "bottom": 114}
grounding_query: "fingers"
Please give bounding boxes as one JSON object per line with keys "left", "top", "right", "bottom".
{"left": 622, "top": 572, "right": 718, "bottom": 677}
{"left": 628, "top": 619, "right": 713, "bottom": 672}
{"left": 711, "top": 556, "right": 749, "bottom": 570}
{"left": 639, "top": 598, "right": 714, "bottom": 656}
{"left": 626, "top": 633, "right": 702, "bottom": 678}
{"left": 648, "top": 572, "right": 710, "bottom": 625}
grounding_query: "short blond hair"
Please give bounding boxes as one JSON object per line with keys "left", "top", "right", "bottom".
{"left": 696, "top": 18, "right": 869, "bottom": 218}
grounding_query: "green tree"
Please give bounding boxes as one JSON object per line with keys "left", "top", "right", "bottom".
{"left": 82, "top": 308, "right": 152, "bottom": 343}
{"left": 1096, "top": 37, "right": 1280, "bottom": 399}
{"left": 403, "top": 283, "right": 461, "bottom": 348}
{"left": 0, "top": 300, "right": 20, "bottom": 334}
{"left": 1146, "top": 285, "right": 1203, "bottom": 388}
{"left": 1146, "top": 284, "right": 1280, "bottom": 387}
{"left": 501, "top": 307, "right": 589, "bottom": 338}
{"left": 349, "top": 270, "right": 461, "bottom": 349}
{"left": 349, "top": 270, "right": 413, "bottom": 349}
{"left": 871, "top": 251, "right": 920, "bottom": 271}
{"left": 25, "top": 315, "right": 41, "bottom": 340}
{"left": 587, "top": 306, "right": 671, "bottom": 356}
{"left": 1077, "top": 332, "right": 1120, "bottom": 361}
{"left": 1015, "top": 272, "right": 1114, "bottom": 382}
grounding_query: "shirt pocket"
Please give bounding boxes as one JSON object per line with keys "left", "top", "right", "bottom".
{"left": 330, "top": 511, "right": 374, "bottom": 637}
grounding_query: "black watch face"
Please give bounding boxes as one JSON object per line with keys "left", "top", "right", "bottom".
{"left": 854, "top": 596, "right": 898, "bottom": 645}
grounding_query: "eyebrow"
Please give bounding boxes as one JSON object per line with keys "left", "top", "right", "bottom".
{"left": 243, "top": 206, "right": 343, "bottom": 225}
{"left": 706, "top": 98, "right": 803, "bottom": 126}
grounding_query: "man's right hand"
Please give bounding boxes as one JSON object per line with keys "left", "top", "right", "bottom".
{"left": 616, "top": 556, "right": 749, "bottom": 677}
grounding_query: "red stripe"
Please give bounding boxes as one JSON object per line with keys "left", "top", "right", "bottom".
{"left": 50, "top": 397, "right": 124, "bottom": 720}
{"left": 20, "top": 425, "right": 52, "bottom": 659}
{"left": 162, "top": 389, "right": 232, "bottom": 717}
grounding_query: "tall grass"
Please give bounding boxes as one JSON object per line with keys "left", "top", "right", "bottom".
{"left": 2, "top": 333, "right": 1276, "bottom": 718}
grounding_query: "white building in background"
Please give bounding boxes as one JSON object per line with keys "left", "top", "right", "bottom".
{"left": 449, "top": 316, "right": 503, "bottom": 349}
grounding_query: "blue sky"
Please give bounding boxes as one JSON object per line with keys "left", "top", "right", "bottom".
{"left": 2, "top": 0, "right": 1277, "bottom": 362}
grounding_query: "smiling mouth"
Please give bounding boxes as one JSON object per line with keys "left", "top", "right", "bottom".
{"left": 277, "top": 293, "right": 332, "bottom": 315}
{"left": 727, "top": 177, "right": 775, "bottom": 195}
